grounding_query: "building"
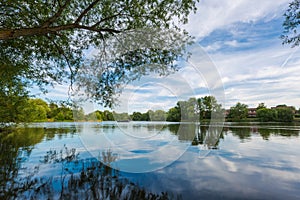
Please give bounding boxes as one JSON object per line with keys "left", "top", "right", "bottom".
{"left": 248, "top": 108, "right": 257, "bottom": 118}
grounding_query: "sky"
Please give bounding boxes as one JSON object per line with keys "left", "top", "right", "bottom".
{"left": 37, "top": 0, "right": 300, "bottom": 113}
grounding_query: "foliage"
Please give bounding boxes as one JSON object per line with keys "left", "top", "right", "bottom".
{"left": 257, "top": 106, "right": 294, "bottom": 122}
{"left": 277, "top": 107, "right": 294, "bottom": 122}
{"left": 112, "top": 112, "right": 130, "bottom": 121}
{"left": 257, "top": 108, "right": 277, "bottom": 122}
{"left": 148, "top": 110, "right": 166, "bottom": 121}
{"left": 131, "top": 112, "right": 150, "bottom": 121}
{"left": 178, "top": 98, "right": 198, "bottom": 121}
{"left": 25, "top": 99, "right": 50, "bottom": 122}
{"left": 0, "top": 0, "right": 198, "bottom": 107}
{"left": 228, "top": 102, "right": 248, "bottom": 121}
{"left": 166, "top": 96, "right": 223, "bottom": 122}
{"left": 166, "top": 107, "right": 181, "bottom": 122}
{"left": 197, "top": 96, "right": 223, "bottom": 120}
{"left": 282, "top": 0, "right": 300, "bottom": 47}
{"left": 256, "top": 103, "right": 267, "bottom": 110}
{"left": 0, "top": 76, "right": 29, "bottom": 124}
{"left": 53, "top": 103, "right": 74, "bottom": 121}
{"left": 102, "top": 110, "right": 114, "bottom": 121}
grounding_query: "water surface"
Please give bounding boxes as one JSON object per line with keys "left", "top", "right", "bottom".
{"left": 1, "top": 122, "right": 299, "bottom": 199}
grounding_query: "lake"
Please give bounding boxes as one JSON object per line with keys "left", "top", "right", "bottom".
{"left": 1, "top": 121, "right": 300, "bottom": 199}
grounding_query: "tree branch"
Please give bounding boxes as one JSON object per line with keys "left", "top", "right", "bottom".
{"left": 0, "top": 23, "right": 122, "bottom": 40}
{"left": 0, "top": 24, "right": 75, "bottom": 40}
{"left": 92, "top": 10, "right": 126, "bottom": 28}
{"left": 45, "top": 35, "right": 74, "bottom": 89}
{"left": 42, "top": 0, "right": 72, "bottom": 28}
{"left": 75, "top": 0, "right": 101, "bottom": 24}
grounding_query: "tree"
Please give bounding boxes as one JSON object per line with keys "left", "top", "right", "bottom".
{"left": 0, "top": 77, "right": 29, "bottom": 124}
{"left": 47, "top": 102, "right": 59, "bottom": 119}
{"left": 102, "top": 110, "right": 114, "bottom": 121}
{"left": 141, "top": 112, "right": 150, "bottom": 121}
{"left": 148, "top": 110, "right": 166, "bottom": 121}
{"left": 257, "top": 108, "right": 277, "bottom": 122}
{"left": 73, "top": 107, "right": 86, "bottom": 121}
{"left": 113, "top": 112, "right": 129, "bottom": 121}
{"left": 166, "top": 107, "right": 181, "bottom": 122}
{"left": 54, "top": 103, "right": 74, "bottom": 121}
{"left": 1, "top": 0, "right": 198, "bottom": 108}
{"left": 94, "top": 110, "right": 104, "bottom": 121}
{"left": 177, "top": 98, "right": 198, "bottom": 121}
{"left": 131, "top": 112, "right": 143, "bottom": 121}
{"left": 277, "top": 108, "right": 294, "bottom": 122}
{"left": 25, "top": 99, "right": 50, "bottom": 122}
{"left": 197, "top": 96, "right": 223, "bottom": 120}
{"left": 256, "top": 103, "right": 267, "bottom": 110}
{"left": 282, "top": 0, "right": 300, "bottom": 47}
{"left": 228, "top": 102, "right": 248, "bottom": 121}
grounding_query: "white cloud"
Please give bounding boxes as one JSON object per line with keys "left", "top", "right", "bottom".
{"left": 184, "top": 0, "right": 290, "bottom": 39}
{"left": 211, "top": 43, "right": 300, "bottom": 108}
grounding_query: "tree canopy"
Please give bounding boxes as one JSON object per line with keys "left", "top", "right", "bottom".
{"left": 0, "top": 0, "right": 198, "bottom": 108}
{"left": 228, "top": 102, "right": 248, "bottom": 121}
{"left": 282, "top": 0, "right": 300, "bottom": 47}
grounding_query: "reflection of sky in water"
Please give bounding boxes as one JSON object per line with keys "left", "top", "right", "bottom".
{"left": 124, "top": 128, "right": 300, "bottom": 199}
{"left": 79, "top": 122, "right": 191, "bottom": 172}
{"left": 11, "top": 122, "right": 300, "bottom": 199}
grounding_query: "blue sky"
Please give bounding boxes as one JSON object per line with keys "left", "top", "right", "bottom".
{"left": 37, "top": 0, "right": 300, "bottom": 113}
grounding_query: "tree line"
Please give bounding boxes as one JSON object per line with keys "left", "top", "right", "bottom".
{"left": 0, "top": 96, "right": 223, "bottom": 123}
{"left": 227, "top": 102, "right": 297, "bottom": 122}
{"left": 1, "top": 96, "right": 299, "bottom": 124}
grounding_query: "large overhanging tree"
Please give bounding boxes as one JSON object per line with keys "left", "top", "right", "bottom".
{"left": 0, "top": 0, "right": 198, "bottom": 109}
{"left": 282, "top": 0, "right": 300, "bottom": 46}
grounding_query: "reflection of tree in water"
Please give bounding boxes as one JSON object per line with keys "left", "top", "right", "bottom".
{"left": 168, "top": 124, "right": 222, "bottom": 149}
{"left": 191, "top": 125, "right": 223, "bottom": 149}
{"left": 222, "top": 124, "right": 300, "bottom": 140}
{"left": 1, "top": 144, "right": 178, "bottom": 199}
{"left": 258, "top": 127, "right": 299, "bottom": 140}
{"left": 0, "top": 127, "right": 77, "bottom": 199}
{"left": 230, "top": 127, "right": 251, "bottom": 141}
{"left": 0, "top": 128, "right": 45, "bottom": 198}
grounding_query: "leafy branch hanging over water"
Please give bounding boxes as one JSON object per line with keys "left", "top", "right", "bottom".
{"left": 0, "top": 0, "right": 198, "bottom": 108}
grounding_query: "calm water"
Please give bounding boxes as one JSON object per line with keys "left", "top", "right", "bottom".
{"left": 1, "top": 122, "right": 300, "bottom": 199}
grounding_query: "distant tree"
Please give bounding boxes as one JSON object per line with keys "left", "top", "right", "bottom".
{"left": 73, "top": 107, "right": 85, "bottom": 121}
{"left": 277, "top": 108, "right": 294, "bottom": 122}
{"left": 198, "top": 96, "right": 223, "bottom": 120}
{"left": 131, "top": 112, "right": 143, "bottom": 121}
{"left": 256, "top": 103, "right": 267, "bottom": 110}
{"left": 177, "top": 98, "right": 198, "bottom": 121}
{"left": 26, "top": 99, "right": 50, "bottom": 122}
{"left": 47, "top": 102, "right": 59, "bottom": 119}
{"left": 229, "top": 102, "right": 248, "bottom": 121}
{"left": 54, "top": 103, "right": 74, "bottom": 121}
{"left": 141, "top": 112, "right": 150, "bottom": 121}
{"left": 113, "top": 112, "right": 129, "bottom": 121}
{"left": 257, "top": 108, "right": 277, "bottom": 122}
{"left": 148, "top": 110, "right": 166, "bottom": 121}
{"left": 95, "top": 110, "right": 104, "bottom": 121}
{"left": 102, "top": 110, "right": 114, "bottom": 121}
{"left": 166, "top": 107, "right": 181, "bottom": 122}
